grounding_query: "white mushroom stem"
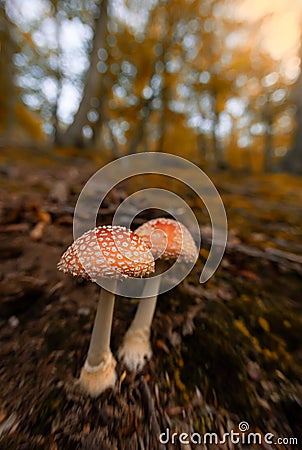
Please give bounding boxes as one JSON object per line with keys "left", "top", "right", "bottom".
{"left": 79, "top": 281, "right": 117, "bottom": 397}
{"left": 86, "top": 286, "right": 116, "bottom": 367}
{"left": 118, "top": 261, "right": 167, "bottom": 371}
{"left": 126, "top": 275, "right": 161, "bottom": 335}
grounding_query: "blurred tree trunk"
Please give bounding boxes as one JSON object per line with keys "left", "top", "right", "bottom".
{"left": 126, "top": 97, "right": 154, "bottom": 154}
{"left": 51, "top": 0, "right": 63, "bottom": 137}
{"left": 156, "top": 86, "right": 168, "bottom": 152}
{"left": 279, "top": 47, "right": 302, "bottom": 174}
{"left": 94, "top": 91, "right": 122, "bottom": 158}
{"left": 263, "top": 99, "right": 274, "bottom": 172}
{"left": 0, "top": 1, "right": 16, "bottom": 140}
{"left": 55, "top": 0, "right": 108, "bottom": 147}
{"left": 211, "top": 90, "right": 227, "bottom": 170}
{"left": 197, "top": 133, "right": 209, "bottom": 166}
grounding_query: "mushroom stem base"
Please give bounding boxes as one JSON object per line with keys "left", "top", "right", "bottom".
{"left": 78, "top": 351, "right": 117, "bottom": 397}
{"left": 118, "top": 327, "right": 152, "bottom": 372}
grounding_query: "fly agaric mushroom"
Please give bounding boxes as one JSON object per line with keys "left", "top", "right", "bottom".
{"left": 58, "top": 225, "right": 154, "bottom": 397}
{"left": 118, "top": 218, "right": 198, "bottom": 371}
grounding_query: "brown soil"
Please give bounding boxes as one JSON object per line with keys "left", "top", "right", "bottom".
{"left": 0, "top": 152, "right": 301, "bottom": 449}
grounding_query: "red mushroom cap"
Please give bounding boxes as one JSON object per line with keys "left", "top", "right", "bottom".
{"left": 135, "top": 218, "right": 198, "bottom": 263}
{"left": 58, "top": 225, "right": 155, "bottom": 281}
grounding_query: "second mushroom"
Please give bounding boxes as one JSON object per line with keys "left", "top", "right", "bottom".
{"left": 118, "top": 218, "right": 198, "bottom": 372}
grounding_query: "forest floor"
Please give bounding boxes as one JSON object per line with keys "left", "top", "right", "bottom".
{"left": 0, "top": 148, "right": 302, "bottom": 449}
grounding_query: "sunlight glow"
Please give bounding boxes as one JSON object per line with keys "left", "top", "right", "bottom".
{"left": 237, "top": 0, "right": 302, "bottom": 60}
